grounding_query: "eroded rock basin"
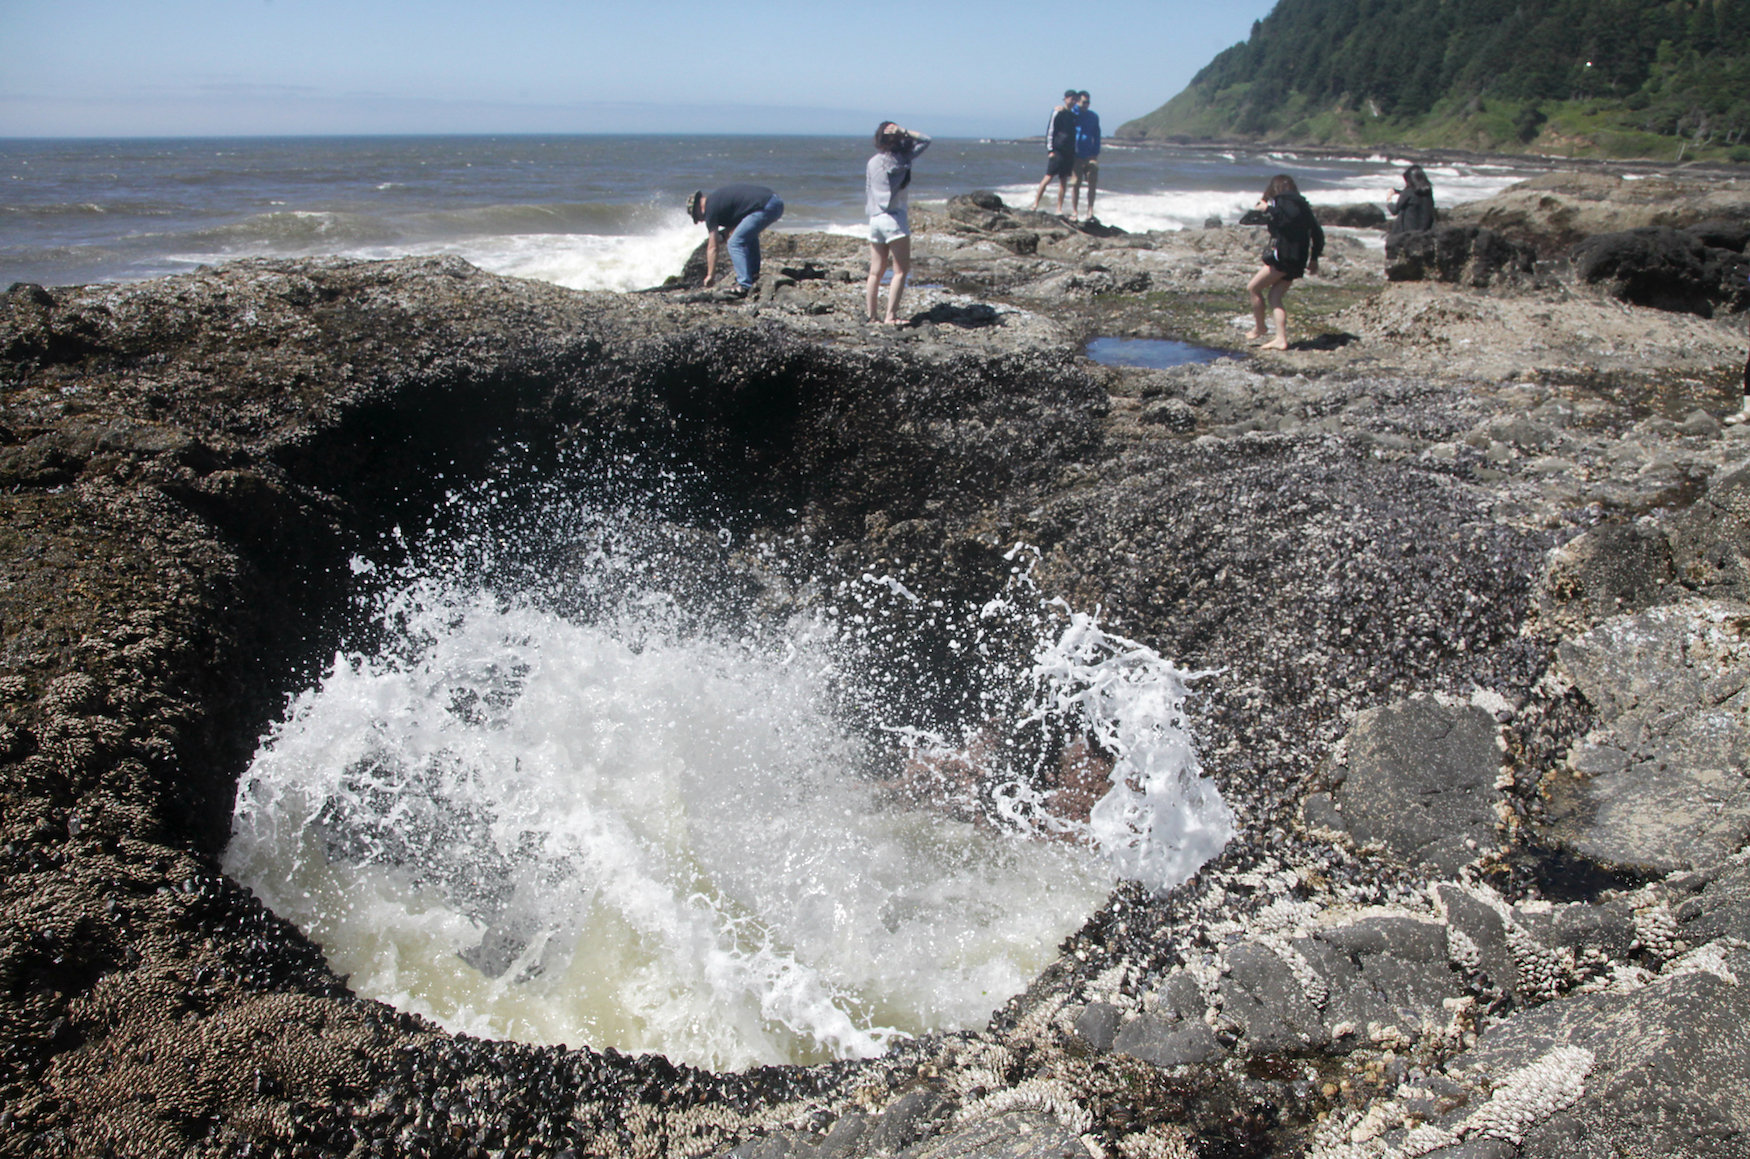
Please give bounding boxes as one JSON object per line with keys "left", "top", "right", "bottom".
{"left": 4, "top": 244, "right": 1750, "bottom": 1159}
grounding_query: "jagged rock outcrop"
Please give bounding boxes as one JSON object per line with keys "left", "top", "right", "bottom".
{"left": 1570, "top": 226, "right": 1750, "bottom": 317}
{"left": 1385, "top": 226, "right": 1538, "bottom": 288}
{"left": 1318, "top": 203, "right": 1389, "bottom": 229}
{"left": 1442, "top": 171, "right": 1750, "bottom": 257}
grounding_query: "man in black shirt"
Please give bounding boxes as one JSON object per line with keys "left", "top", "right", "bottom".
{"left": 1030, "top": 90, "right": 1080, "bottom": 214}
{"left": 687, "top": 184, "right": 785, "bottom": 293}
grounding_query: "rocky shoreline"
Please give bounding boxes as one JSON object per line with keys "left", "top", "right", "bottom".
{"left": 3, "top": 170, "right": 1749, "bottom": 1159}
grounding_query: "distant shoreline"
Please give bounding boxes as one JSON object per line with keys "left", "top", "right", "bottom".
{"left": 1102, "top": 135, "right": 1750, "bottom": 179}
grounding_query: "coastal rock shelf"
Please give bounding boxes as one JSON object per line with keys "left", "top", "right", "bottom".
{"left": 4, "top": 169, "right": 1750, "bottom": 1158}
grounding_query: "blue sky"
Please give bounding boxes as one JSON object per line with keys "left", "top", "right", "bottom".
{"left": 0, "top": 0, "right": 1280, "bottom": 138}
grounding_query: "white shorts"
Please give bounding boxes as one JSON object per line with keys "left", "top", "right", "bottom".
{"left": 869, "top": 210, "right": 909, "bottom": 245}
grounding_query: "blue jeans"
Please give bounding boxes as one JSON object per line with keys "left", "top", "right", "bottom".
{"left": 726, "top": 194, "right": 783, "bottom": 288}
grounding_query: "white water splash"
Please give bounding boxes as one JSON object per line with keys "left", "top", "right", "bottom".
{"left": 224, "top": 514, "right": 1230, "bottom": 1070}
{"left": 1028, "top": 606, "right": 1234, "bottom": 892}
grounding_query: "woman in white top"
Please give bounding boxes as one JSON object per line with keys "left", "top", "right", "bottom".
{"left": 865, "top": 122, "right": 930, "bottom": 325}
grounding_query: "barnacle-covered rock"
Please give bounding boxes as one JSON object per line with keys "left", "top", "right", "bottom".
{"left": 1541, "top": 599, "right": 1750, "bottom": 874}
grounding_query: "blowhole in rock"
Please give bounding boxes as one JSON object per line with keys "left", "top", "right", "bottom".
{"left": 222, "top": 457, "right": 1232, "bottom": 1071}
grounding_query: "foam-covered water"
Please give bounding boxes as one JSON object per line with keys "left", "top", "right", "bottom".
{"left": 993, "top": 149, "right": 1526, "bottom": 234}
{"left": 222, "top": 474, "right": 1232, "bottom": 1070}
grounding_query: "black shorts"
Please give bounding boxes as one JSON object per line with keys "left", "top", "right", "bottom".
{"left": 1264, "top": 248, "right": 1306, "bottom": 281}
{"left": 1046, "top": 151, "right": 1075, "bottom": 178}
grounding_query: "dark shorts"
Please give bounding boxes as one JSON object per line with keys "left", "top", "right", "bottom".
{"left": 1046, "top": 151, "right": 1075, "bottom": 178}
{"left": 1264, "top": 249, "right": 1306, "bottom": 281}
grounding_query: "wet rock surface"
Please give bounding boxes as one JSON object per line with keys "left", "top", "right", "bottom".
{"left": 4, "top": 166, "right": 1750, "bottom": 1158}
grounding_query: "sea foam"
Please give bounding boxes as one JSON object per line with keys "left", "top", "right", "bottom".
{"left": 224, "top": 478, "right": 1230, "bottom": 1070}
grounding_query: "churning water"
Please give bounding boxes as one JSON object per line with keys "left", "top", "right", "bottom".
{"left": 223, "top": 467, "right": 1232, "bottom": 1070}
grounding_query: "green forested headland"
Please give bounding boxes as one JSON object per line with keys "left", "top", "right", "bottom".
{"left": 1119, "top": 0, "right": 1750, "bottom": 161}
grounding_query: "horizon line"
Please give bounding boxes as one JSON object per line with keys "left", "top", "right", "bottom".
{"left": 0, "top": 129, "right": 1035, "bottom": 143}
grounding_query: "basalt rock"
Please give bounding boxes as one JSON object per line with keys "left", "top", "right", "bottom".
{"left": 1541, "top": 599, "right": 1750, "bottom": 876}
{"left": 1385, "top": 225, "right": 1537, "bottom": 288}
{"left": 1443, "top": 170, "right": 1750, "bottom": 257}
{"left": 1570, "top": 226, "right": 1750, "bottom": 318}
{"left": 1669, "top": 459, "right": 1750, "bottom": 600}
{"left": 1305, "top": 697, "right": 1505, "bottom": 876}
{"left": 1317, "top": 202, "right": 1388, "bottom": 229}
{"left": 1687, "top": 217, "right": 1750, "bottom": 253}
{"left": 1442, "top": 942, "right": 1750, "bottom": 1159}
{"left": 1532, "top": 519, "right": 1677, "bottom": 638}
{"left": 937, "top": 190, "right": 1121, "bottom": 251}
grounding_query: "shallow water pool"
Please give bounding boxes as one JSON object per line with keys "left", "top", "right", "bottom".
{"left": 1085, "top": 337, "right": 1230, "bottom": 370}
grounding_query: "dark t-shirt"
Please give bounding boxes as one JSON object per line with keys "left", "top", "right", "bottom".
{"left": 704, "top": 185, "right": 776, "bottom": 232}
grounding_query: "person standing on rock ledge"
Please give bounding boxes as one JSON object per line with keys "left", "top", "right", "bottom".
{"left": 1386, "top": 165, "right": 1436, "bottom": 235}
{"left": 687, "top": 184, "right": 785, "bottom": 296}
{"left": 865, "top": 121, "right": 931, "bottom": 325}
{"left": 1239, "top": 174, "right": 1323, "bottom": 351}
{"left": 1031, "top": 90, "right": 1080, "bottom": 215}
{"left": 1070, "top": 91, "right": 1101, "bottom": 221}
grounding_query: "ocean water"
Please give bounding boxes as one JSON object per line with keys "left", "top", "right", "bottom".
{"left": 2, "top": 134, "right": 1535, "bottom": 291}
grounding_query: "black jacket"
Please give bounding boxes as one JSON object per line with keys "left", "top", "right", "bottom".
{"left": 1387, "top": 185, "right": 1436, "bottom": 234}
{"left": 1241, "top": 193, "right": 1325, "bottom": 278}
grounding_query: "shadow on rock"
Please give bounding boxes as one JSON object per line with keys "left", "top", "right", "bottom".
{"left": 911, "top": 301, "right": 1005, "bottom": 329}
{"left": 1292, "top": 331, "right": 1361, "bottom": 352}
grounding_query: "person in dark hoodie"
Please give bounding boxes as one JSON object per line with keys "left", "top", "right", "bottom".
{"left": 1386, "top": 164, "right": 1436, "bottom": 234}
{"left": 1069, "top": 91, "right": 1101, "bottom": 221}
{"left": 1240, "top": 174, "right": 1324, "bottom": 350}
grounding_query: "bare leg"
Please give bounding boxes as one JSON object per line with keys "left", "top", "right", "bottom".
{"left": 1260, "top": 280, "right": 1293, "bottom": 350}
{"left": 866, "top": 241, "right": 890, "bottom": 322}
{"left": 883, "top": 235, "right": 912, "bottom": 323}
{"left": 1070, "top": 172, "right": 1083, "bottom": 219}
{"left": 1054, "top": 176, "right": 1068, "bottom": 214}
{"left": 1085, "top": 167, "right": 1097, "bottom": 218}
{"left": 1031, "top": 174, "right": 1053, "bottom": 210}
{"left": 1246, "top": 265, "right": 1286, "bottom": 340}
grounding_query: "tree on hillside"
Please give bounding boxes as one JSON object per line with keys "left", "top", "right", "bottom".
{"left": 1125, "top": 0, "right": 1750, "bottom": 155}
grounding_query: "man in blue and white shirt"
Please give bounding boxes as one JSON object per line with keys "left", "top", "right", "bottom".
{"left": 1071, "top": 91, "right": 1101, "bottom": 222}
